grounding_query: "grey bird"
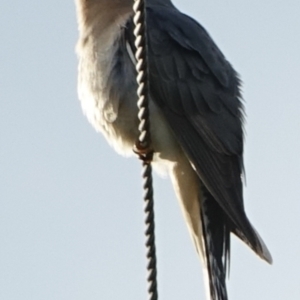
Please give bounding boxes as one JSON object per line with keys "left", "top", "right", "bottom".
{"left": 74, "top": 0, "right": 272, "bottom": 299}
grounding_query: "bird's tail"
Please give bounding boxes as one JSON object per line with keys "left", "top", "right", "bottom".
{"left": 169, "top": 154, "right": 271, "bottom": 300}
{"left": 169, "top": 157, "right": 230, "bottom": 300}
{"left": 199, "top": 182, "right": 272, "bottom": 300}
{"left": 200, "top": 183, "right": 230, "bottom": 300}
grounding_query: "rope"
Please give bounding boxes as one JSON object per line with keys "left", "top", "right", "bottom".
{"left": 132, "top": 1, "right": 158, "bottom": 299}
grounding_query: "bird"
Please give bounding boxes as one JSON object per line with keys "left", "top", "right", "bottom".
{"left": 74, "top": 0, "right": 272, "bottom": 299}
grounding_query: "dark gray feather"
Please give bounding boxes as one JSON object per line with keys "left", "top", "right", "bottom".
{"left": 123, "top": 4, "right": 271, "bottom": 298}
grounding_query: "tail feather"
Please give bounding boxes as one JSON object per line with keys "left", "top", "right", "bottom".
{"left": 199, "top": 181, "right": 272, "bottom": 300}
{"left": 200, "top": 183, "right": 230, "bottom": 300}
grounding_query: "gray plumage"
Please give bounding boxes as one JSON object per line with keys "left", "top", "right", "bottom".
{"left": 74, "top": 1, "right": 272, "bottom": 299}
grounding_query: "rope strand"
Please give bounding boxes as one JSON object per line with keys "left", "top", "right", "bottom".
{"left": 133, "top": 1, "right": 158, "bottom": 299}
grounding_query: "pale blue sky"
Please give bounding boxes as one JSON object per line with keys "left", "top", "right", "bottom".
{"left": 1, "top": 1, "right": 300, "bottom": 299}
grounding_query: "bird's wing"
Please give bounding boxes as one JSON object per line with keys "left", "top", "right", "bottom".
{"left": 145, "top": 6, "right": 264, "bottom": 246}
{"left": 124, "top": 5, "right": 271, "bottom": 263}
{"left": 124, "top": 6, "right": 272, "bottom": 299}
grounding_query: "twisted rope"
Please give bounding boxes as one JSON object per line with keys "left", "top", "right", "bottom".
{"left": 133, "top": 1, "right": 158, "bottom": 300}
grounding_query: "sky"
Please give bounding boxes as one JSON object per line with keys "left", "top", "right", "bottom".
{"left": 1, "top": 1, "right": 300, "bottom": 299}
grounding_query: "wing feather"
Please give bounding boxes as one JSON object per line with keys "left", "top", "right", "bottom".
{"left": 145, "top": 7, "right": 269, "bottom": 258}
{"left": 124, "top": 3, "right": 272, "bottom": 268}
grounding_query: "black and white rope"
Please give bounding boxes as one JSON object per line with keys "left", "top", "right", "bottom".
{"left": 132, "top": 1, "right": 158, "bottom": 300}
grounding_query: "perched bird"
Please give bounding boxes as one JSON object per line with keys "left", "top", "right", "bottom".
{"left": 74, "top": 0, "right": 272, "bottom": 299}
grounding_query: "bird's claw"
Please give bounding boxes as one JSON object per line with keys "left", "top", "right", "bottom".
{"left": 133, "top": 141, "right": 154, "bottom": 164}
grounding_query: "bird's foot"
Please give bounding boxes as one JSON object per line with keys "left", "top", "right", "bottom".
{"left": 133, "top": 141, "right": 154, "bottom": 164}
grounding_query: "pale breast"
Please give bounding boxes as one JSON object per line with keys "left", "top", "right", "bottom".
{"left": 76, "top": 13, "right": 181, "bottom": 167}
{"left": 77, "top": 21, "right": 139, "bottom": 155}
